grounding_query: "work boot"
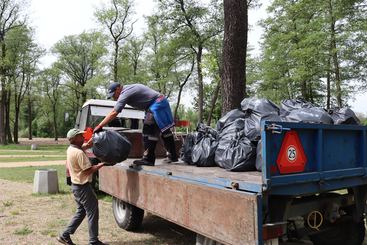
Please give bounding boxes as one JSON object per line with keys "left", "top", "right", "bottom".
{"left": 133, "top": 158, "right": 155, "bottom": 166}
{"left": 134, "top": 138, "right": 157, "bottom": 166}
{"left": 162, "top": 152, "right": 178, "bottom": 163}
{"left": 162, "top": 133, "right": 178, "bottom": 163}
{"left": 56, "top": 234, "right": 75, "bottom": 245}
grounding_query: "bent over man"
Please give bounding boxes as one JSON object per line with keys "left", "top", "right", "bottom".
{"left": 93, "top": 82, "right": 178, "bottom": 166}
{"left": 57, "top": 128, "right": 106, "bottom": 245}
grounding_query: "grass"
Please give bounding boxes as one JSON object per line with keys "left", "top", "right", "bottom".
{"left": 0, "top": 165, "right": 70, "bottom": 193}
{"left": 14, "top": 226, "right": 33, "bottom": 235}
{"left": 10, "top": 210, "right": 20, "bottom": 215}
{"left": 0, "top": 165, "right": 112, "bottom": 201}
{"left": 3, "top": 200, "right": 13, "bottom": 207}
{"left": 0, "top": 151, "right": 65, "bottom": 155}
{"left": 0, "top": 156, "right": 66, "bottom": 162}
{"left": 0, "top": 144, "right": 67, "bottom": 163}
{"left": 0, "top": 144, "right": 67, "bottom": 152}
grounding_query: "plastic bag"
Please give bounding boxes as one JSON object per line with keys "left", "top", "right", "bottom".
{"left": 241, "top": 98, "right": 280, "bottom": 115}
{"left": 215, "top": 129, "right": 256, "bottom": 172}
{"left": 280, "top": 99, "right": 315, "bottom": 115}
{"left": 92, "top": 130, "right": 131, "bottom": 165}
{"left": 181, "top": 133, "right": 197, "bottom": 165}
{"left": 284, "top": 107, "right": 333, "bottom": 124}
{"left": 216, "top": 109, "right": 247, "bottom": 132}
{"left": 244, "top": 113, "right": 282, "bottom": 141}
{"left": 329, "top": 107, "right": 360, "bottom": 125}
{"left": 191, "top": 124, "right": 218, "bottom": 167}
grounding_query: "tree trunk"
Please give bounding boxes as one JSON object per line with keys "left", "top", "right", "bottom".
{"left": 301, "top": 80, "right": 308, "bottom": 101}
{"left": 114, "top": 41, "right": 119, "bottom": 82}
{"left": 5, "top": 90, "right": 12, "bottom": 143}
{"left": 197, "top": 44, "right": 204, "bottom": 122}
{"left": 0, "top": 41, "right": 6, "bottom": 145}
{"left": 326, "top": 57, "right": 331, "bottom": 109}
{"left": 13, "top": 107, "right": 19, "bottom": 144}
{"left": 28, "top": 89, "right": 33, "bottom": 140}
{"left": 207, "top": 80, "right": 221, "bottom": 125}
{"left": 52, "top": 103, "right": 58, "bottom": 141}
{"left": 329, "top": 0, "right": 342, "bottom": 108}
{"left": 174, "top": 57, "right": 195, "bottom": 120}
{"left": 221, "top": 0, "right": 248, "bottom": 115}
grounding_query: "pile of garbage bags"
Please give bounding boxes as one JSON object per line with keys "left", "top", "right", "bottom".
{"left": 181, "top": 97, "right": 360, "bottom": 172}
{"left": 93, "top": 130, "right": 131, "bottom": 165}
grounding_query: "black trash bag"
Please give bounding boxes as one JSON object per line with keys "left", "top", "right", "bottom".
{"left": 191, "top": 124, "right": 218, "bottom": 167}
{"left": 284, "top": 107, "right": 334, "bottom": 124}
{"left": 240, "top": 98, "right": 280, "bottom": 115}
{"left": 92, "top": 130, "right": 131, "bottom": 165}
{"left": 280, "top": 98, "right": 315, "bottom": 115}
{"left": 216, "top": 109, "right": 247, "bottom": 132}
{"left": 181, "top": 133, "right": 197, "bottom": 165}
{"left": 216, "top": 130, "right": 256, "bottom": 172}
{"left": 255, "top": 140, "right": 263, "bottom": 171}
{"left": 244, "top": 112, "right": 282, "bottom": 141}
{"left": 329, "top": 107, "right": 360, "bottom": 125}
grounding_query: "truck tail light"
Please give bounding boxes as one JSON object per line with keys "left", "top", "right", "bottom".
{"left": 263, "top": 222, "right": 285, "bottom": 241}
{"left": 84, "top": 127, "right": 93, "bottom": 142}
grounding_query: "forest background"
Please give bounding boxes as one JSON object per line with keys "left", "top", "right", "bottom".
{"left": 0, "top": 0, "right": 366, "bottom": 144}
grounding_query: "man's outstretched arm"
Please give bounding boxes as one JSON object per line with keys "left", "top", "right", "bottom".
{"left": 93, "top": 110, "right": 119, "bottom": 133}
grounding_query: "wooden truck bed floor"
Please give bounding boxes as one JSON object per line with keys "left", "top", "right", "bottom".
{"left": 118, "top": 158, "right": 263, "bottom": 192}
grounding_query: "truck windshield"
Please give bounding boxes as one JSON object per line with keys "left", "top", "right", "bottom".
{"left": 88, "top": 105, "right": 144, "bottom": 129}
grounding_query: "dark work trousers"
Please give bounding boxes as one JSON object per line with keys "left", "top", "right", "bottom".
{"left": 62, "top": 183, "right": 99, "bottom": 244}
{"left": 143, "top": 111, "right": 177, "bottom": 163}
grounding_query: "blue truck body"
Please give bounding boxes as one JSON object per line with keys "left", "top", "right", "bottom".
{"left": 100, "top": 121, "right": 367, "bottom": 245}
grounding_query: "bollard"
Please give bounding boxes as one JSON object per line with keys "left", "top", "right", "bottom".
{"left": 33, "top": 169, "right": 59, "bottom": 194}
{"left": 31, "top": 144, "right": 38, "bottom": 150}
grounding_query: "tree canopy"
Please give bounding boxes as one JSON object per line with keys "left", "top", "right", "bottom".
{"left": 0, "top": 0, "right": 366, "bottom": 144}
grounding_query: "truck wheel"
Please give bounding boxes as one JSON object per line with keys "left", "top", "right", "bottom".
{"left": 112, "top": 197, "right": 144, "bottom": 231}
{"left": 309, "top": 219, "right": 365, "bottom": 245}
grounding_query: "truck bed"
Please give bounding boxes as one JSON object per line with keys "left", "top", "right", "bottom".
{"left": 100, "top": 159, "right": 262, "bottom": 245}
{"left": 117, "top": 158, "right": 263, "bottom": 192}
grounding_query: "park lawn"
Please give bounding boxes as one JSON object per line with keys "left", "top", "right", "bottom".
{"left": 0, "top": 144, "right": 68, "bottom": 153}
{"left": 0, "top": 151, "right": 65, "bottom": 155}
{"left": 0, "top": 156, "right": 66, "bottom": 162}
{"left": 0, "top": 165, "right": 112, "bottom": 201}
{"left": 0, "top": 165, "right": 70, "bottom": 193}
{"left": 0, "top": 144, "right": 67, "bottom": 160}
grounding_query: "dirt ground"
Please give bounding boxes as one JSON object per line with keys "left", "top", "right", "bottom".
{"left": 0, "top": 179, "right": 195, "bottom": 245}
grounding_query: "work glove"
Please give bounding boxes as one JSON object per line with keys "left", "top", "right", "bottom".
{"left": 93, "top": 125, "right": 103, "bottom": 134}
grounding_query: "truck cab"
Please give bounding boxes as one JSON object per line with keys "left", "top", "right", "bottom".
{"left": 75, "top": 99, "right": 145, "bottom": 133}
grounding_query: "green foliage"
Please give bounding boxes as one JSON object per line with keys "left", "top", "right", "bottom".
{"left": 52, "top": 31, "right": 108, "bottom": 103}
{"left": 259, "top": 0, "right": 367, "bottom": 107}
{"left": 14, "top": 226, "right": 33, "bottom": 236}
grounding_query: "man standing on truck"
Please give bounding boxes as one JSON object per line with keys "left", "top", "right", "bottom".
{"left": 93, "top": 82, "right": 178, "bottom": 166}
{"left": 57, "top": 128, "right": 106, "bottom": 245}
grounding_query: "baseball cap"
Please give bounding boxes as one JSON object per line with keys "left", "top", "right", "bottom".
{"left": 107, "top": 82, "right": 121, "bottom": 99}
{"left": 67, "top": 128, "right": 85, "bottom": 140}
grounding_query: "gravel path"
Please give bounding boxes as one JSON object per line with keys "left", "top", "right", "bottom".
{"left": 0, "top": 160, "right": 65, "bottom": 168}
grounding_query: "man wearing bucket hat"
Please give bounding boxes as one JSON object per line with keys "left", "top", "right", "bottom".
{"left": 93, "top": 82, "right": 178, "bottom": 166}
{"left": 57, "top": 128, "right": 106, "bottom": 245}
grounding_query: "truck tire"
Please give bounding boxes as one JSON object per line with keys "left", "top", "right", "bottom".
{"left": 112, "top": 197, "right": 144, "bottom": 231}
{"left": 309, "top": 218, "right": 365, "bottom": 245}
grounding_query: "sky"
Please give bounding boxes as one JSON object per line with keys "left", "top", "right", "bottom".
{"left": 28, "top": 0, "right": 367, "bottom": 114}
